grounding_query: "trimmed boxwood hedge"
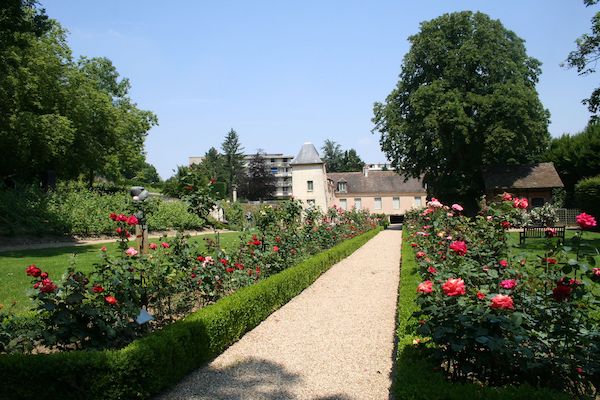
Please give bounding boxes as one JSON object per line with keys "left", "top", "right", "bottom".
{"left": 0, "top": 227, "right": 382, "bottom": 400}
{"left": 392, "top": 230, "right": 569, "bottom": 400}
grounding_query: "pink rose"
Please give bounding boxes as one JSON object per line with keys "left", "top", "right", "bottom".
{"left": 101, "top": 246, "right": 107, "bottom": 252}
{"left": 499, "top": 259, "right": 508, "bottom": 268}
{"left": 490, "top": 294, "right": 514, "bottom": 309}
{"left": 428, "top": 198, "right": 443, "bottom": 208}
{"left": 415, "top": 251, "right": 426, "bottom": 259}
{"left": 500, "top": 279, "right": 517, "bottom": 289}
{"left": 126, "top": 215, "right": 139, "bottom": 226}
{"left": 576, "top": 212, "right": 597, "bottom": 230}
{"left": 273, "top": 245, "right": 279, "bottom": 252}
{"left": 502, "top": 192, "right": 513, "bottom": 201}
{"left": 442, "top": 278, "right": 466, "bottom": 296}
{"left": 161, "top": 242, "right": 170, "bottom": 248}
{"left": 125, "top": 247, "right": 138, "bottom": 256}
{"left": 451, "top": 204, "right": 463, "bottom": 212}
{"left": 105, "top": 295, "right": 118, "bottom": 305}
{"left": 449, "top": 241, "right": 467, "bottom": 256}
{"left": 427, "top": 266, "right": 438, "bottom": 275}
{"left": 149, "top": 243, "right": 158, "bottom": 250}
{"left": 417, "top": 280, "right": 433, "bottom": 294}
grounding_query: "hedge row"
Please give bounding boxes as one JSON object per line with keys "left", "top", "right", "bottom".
{"left": 392, "top": 231, "right": 569, "bottom": 400}
{"left": 0, "top": 227, "right": 382, "bottom": 400}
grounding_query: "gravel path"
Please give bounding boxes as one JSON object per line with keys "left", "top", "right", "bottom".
{"left": 157, "top": 228, "right": 402, "bottom": 400}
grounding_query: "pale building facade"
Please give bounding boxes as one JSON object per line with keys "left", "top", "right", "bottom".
{"left": 290, "top": 143, "right": 426, "bottom": 219}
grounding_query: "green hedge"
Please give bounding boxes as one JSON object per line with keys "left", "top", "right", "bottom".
{"left": 0, "top": 227, "right": 381, "bottom": 400}
{"left": 393, "top": 231, "right": 569, "bottom": 400}
{"left": 575, "top": 175, "right": 600, "bottom": 225}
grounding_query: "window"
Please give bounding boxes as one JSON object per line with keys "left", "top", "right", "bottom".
{"left": 531, "top": 197, "right": 544, "bottom": 208}
{"left": 307, "top": 199, "right": 316, "bottom": 207}
{"left": 282, "top": 158, "right": 288, "bottom": 163}
{"left": 270, "top": 167, "right": 278, "bottom": 174}
{"left": 374, "top": 197, "right": 382, "bottom": 210}
{"left": 392, "top": 197, "right": 400, "bottom": 209}
{"left": 270, "top": 158, "right": 275, "bottom": 163}
{"left": 337, "top": 182, "right": 347, "bottom": 192}
{"left": 307, "top": 180, "right": 314, "bottom": 192}
{"left": 354, "top": 198, "right": 362, "bottom": 210}
{"left": 340, "top": 199, "right": 347, "bottom": 210}
{"left": 414, "top": 196, "right": 422, "bottom": 207}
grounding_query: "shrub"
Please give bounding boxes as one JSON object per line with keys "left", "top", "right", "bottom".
{"left": 575, "top": 175, "right": 600, "bottom": 227}
{"left": 403, "top": 195, "right": 599, "bottom": 397}
{"left": 146, "top": 198, "right": 203, "bottom": 231}
{"left": 0, "top": 228, "right": 381, "bottom": 400}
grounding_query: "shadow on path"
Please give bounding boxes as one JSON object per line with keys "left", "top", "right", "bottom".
{"left": 156, "top": 357, "right": 353, "bottom": 400}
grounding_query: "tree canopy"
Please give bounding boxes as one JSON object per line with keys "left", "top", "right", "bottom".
{"left": 241, "top": 150, "right": 276, "bottom": 201}
{"left": 0, "top": 0, "right": 157, "bottom": 186}
{"left": 372, "top": 11, "right": 550, "bottom": 205}
{"left": 321, "top": 140, "right": 365, "bottom": 172}
{"left": 221, "top": 129, "right": 245, "bottom": 199}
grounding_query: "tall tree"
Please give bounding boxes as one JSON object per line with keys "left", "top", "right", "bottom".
{"left": 373, "top": 11, "right": 550, "bottom": 206}
{"left": 340, "top": 149, "right": 364, "bottom": 172}
{"left": 545, "top": 123, "right": 600, "bottom": 205}
{"left": 201, "top": 147, "right": 225, "bottom": 182}
{"left": 565, "top": 0, "right": 600, "bottom": 120}
{"left": 321, "top": 139, "right": 343, "bottom": 172}
{"left": 243, "top": 150, "right": 276, "bottom": 201}
{"left": 221, "top": 128, "right": 245, "bottom": 199}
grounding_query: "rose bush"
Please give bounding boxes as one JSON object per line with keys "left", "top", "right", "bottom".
{"left": 406, "top": 195, "right": 599, "bottom": 397}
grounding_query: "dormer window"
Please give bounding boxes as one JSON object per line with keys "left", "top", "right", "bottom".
{"left": 337, "top": 181, "right": 347, "bottom": 193}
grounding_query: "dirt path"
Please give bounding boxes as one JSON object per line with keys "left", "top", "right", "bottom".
{"left": 0, "top": 230, "right": 232, "bottom": 253}
{"left": 156, "top": 228, "right": 402, "bottom": 400}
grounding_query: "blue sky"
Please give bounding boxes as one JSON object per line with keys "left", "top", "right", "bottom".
{"left": 43, "top": 0, "right": 598, "bottom": 179}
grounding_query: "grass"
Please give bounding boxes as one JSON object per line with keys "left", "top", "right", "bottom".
{"left": 0, "top": 232, "right": 241, "bottom": 313}
{"left": 507, "top": 229, "right": 600, "bottom": 259}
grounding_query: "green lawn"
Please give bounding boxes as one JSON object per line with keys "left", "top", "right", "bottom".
{"left": 0, "top": 232, "right": 241, "bottom": 313}
{"left": 508, "top": 229, "right": 600, "bottom": 259}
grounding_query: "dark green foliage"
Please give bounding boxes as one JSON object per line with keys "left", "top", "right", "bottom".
{"left": 241, "top": 150, "right": 276, "bottom": 200}
{"left": 373, "top": 11, "right": 550, "bottom": 205}
{"left": 393, "top": 232, "right": 569, "bottom": 400}
{"left": 545, "top": 124, "right": 600, "bottom": 205}
{"left": 575, "top": 175, "right": 600, "bottom": 223}
{"left": 321, "top": 139, "right": 365, "bottom": 172}
{"left": 221, "top": 129, "right": 245, "bottom": 199}
{"left": 0, "top": 228, "right": 381, "bottom": 400}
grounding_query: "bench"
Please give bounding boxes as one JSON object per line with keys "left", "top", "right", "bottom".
{"left": 519, "top": 225, "right": 566, "bottom": 245}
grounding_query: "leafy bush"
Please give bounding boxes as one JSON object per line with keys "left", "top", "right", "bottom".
{"left": 220, "top": 201, "right": 245, "bottom": 230}
{"left": 526, "top": 202, "right": 559, "bottom": 226}
{"left": 404, "top": 195, "right": 599, "bottom": 397}
{"left": 393, "top": 232, "right": 569, "bottom": 400}
{"left": 0, "top": 228, "right": 381, "bottom": 400}
{"left": 146, "top": 199, "right": 203, "bottom": 231}
{"left": 575, "top": 175, "right": 600, "bottom": 227}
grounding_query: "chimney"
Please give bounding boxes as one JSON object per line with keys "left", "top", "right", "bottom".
{"left": 363, "top": 165, "right": 369, "bottom": 177}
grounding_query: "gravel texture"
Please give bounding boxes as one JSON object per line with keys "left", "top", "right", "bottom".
{"left": 156, "top": 228, "right": 402, "bottom": 400}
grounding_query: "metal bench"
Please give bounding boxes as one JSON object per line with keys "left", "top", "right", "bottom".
{"left": 519, "top": 225, "right": 566, "bottom": 245}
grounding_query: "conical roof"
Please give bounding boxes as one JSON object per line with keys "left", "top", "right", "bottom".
{"left": 290, "top": 142, "right": 322, "bottom": 165}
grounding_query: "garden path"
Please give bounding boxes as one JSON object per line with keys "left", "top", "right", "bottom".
{"left": 156, "top": 227, "right": 402, "bottom": 400}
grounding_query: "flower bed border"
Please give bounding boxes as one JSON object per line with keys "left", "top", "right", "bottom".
{"left": 392, "top": 229, "right": 569, "bottom": 400}
{"left": 0, "top": 227, "right": 382, "bottom": 400}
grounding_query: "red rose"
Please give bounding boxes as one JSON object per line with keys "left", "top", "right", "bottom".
{"left": 576, "top": 212, "right": 597, "bottom": 230}
{"left": 502, "top": 192, "right": 513, "bottom": 201}
{"left": 116, "top": 227, "right": 123, "bottom": 234}
{"left": 476, "top": 291, "right": 486, "bottom": 300}
{"left": 410, "top": 243, "right": 418, "bottom": 247}
{"left": 417, "top": 280, "right": 433, "bottom": 294}
{"left": 427, "top": 266, "right": 437, "bottom": 275}
{"left": 116, "top": 214, "right": 127, "bottom": 222}
{"left": 415, "top": 251, "right": 426, "bottom": 259}
{"left": 490, "top": 294, "right": 514, "bottom": 309}
{"left": 101, "top": 246, "right": 107, "bottom": 252}
{"left": 161, "top": 242, "right": 170, "bottom": 248}
{"left": 26, "top": 264, "right": 42, "bottom": 277}
{"left": 40, "top": 272, "right": 48, "bottom": 279}
{"left": 220, "top": 258, "right": 228, "bottom": 266}
{"left": 501, "top": 221, "right": 511, "bottom": 230}
{"left": 542, "top": 257, "right": 557, "bottom": 265}
{"left": 109, "top": 212, "right": 118, "bottom": 220}
{"left": 225, "top": 267, "right": 235, "bottom": 273}
{"left": 273, "top": 245, "right": 279, "bottom": 252}
{"left": 449, "top": 241, "right": 467, "bottom": 256}
{"left": 92, "top": 285, "right": 105, "bottom": 293}
{"left": 499, "top": 259, "right": 508, "bottom": 268}
{"left": 197, "top": 255, "right": 205, "bottom": 262}
{"left": 105, "top": 295, "right": 118, "bottom": 305}
{"left": 235, "top": 262, "right": 244, "bottom": 270}
{"left": 191, "top": 273, "right": 196, "bottom": 278}
{"left": 149, "top": 243, "right": 158, "bottom": 250}
{"left": 255, "top": 267, "right": 261, "bottom": 275}
{"left": 442, "top": 278, "right": 466, "bottom": 296}
{"left": 39, "top": 278, "right": 57, "bottom": 293}
{"left": 126, "top": 215, "right": 139, "bottom": 226}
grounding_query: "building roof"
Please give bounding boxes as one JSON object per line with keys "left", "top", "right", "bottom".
{"left": 290, "top": 142, "right": 323, "bottom": 165}
{"left": 483, "top": 162, "right": 564, "bottom": 190}
{"left": 327, "top": 171, "right": 425, "bottom": 194}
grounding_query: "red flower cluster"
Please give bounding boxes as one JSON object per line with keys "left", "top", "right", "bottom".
{"left": 248, "top": 235, "right": 262, "bottom": 246}
{"left": 552, "top": 277, "right": 581, "bottom": 301}
{"left": 105, "top": 295, "right": 118, "bottom": 305}
{"left": 501, "top": 221, "right": 511, "bottom": 230}
{"left": 576, "top": 212, "right": 597, "bottom": 230}
{"left": 512, "top": 198, "right": 528, "bottom": 209}
{"left": 92, "top": 285, "right": 105, "bottom": 293}
{"left": 27, "top": 265, "right": 58, "bottom": 293}
{"left": 442, "top": 278, "right": 466, "bottom": 296}
{"left": 499, "top": 259, "right": 508, "bottom": 267}
{"left": 26, "top": 264, "right": 42, "bottom": 277}
{"left": 161, "top": 242, "right": 170, "bottom": 248}
{"left": 542, "top": 257, "right": 557, "bottom": 265}
{"left": 500, "top": 279, "right": 517, "bottom": 289}
{"left": 417, "top": 280, "right": 433, "bottom": 294}
{"left": 449, "top": 241, "right": 467, "bottom": 256}
{"left": 149, "top": 243, "right": 158, "bottom": 250}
